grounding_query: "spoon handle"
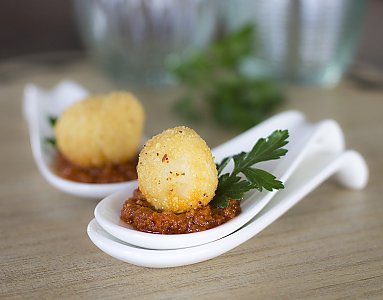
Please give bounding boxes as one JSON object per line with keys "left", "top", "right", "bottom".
{"left": 189, "top": 150, "right": 369, "bottom": 266}
{"left": 212, "top": 110, "right": 306, "bottom": 161}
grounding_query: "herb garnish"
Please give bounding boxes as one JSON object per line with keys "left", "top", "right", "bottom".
{"left": 45, "top": 115, "right": 57, "bottom": 147}
{"left": 210, "top": 129, "right": 289, "bottom": 208}
{"left": 48, "top": 116, "right": 57, "bottom": 127}
{"left": 44, "top": 137, "right": 56, "bottom": 147}
{"left": 169, "top": 24, "right": 283, "bottom": 131}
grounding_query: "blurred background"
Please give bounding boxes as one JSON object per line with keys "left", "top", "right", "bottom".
{"left": 2, "top": 0, "right": 382, "bottom": 132}
{"left": 0, "top": 0, "right": 381, "bottom": 68}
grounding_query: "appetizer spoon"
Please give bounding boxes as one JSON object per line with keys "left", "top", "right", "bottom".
{"left": 23, "top": 80, "right": 139, "bottom": 198}
{"left": 94, "top": 112, "right": 345, "bottom": 250}
{"left": 88, "top": 149, "right": 368, "bottom": 268}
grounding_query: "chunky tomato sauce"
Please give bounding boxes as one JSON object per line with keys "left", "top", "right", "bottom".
{"left": 53, "top": 152, "right": 138, "bottom": 183}
{"left": 120, "top": 189, "right": 241, "bottom": 234}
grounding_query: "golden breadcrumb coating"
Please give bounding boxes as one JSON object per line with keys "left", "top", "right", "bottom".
{"left": 137, "top": 126, "right": 218, "bottom": 213}
{"left": 55, "top": 92, "right": 144, "bottom": 167}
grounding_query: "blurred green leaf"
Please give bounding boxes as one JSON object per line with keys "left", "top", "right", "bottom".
{"left": 48, "top": 116, "right": 58, "bottom": 127}
{"left": 44, "top": 137, "right": 56, "bottom": 147}
{"left": 169, "top": 23, "right": 284, "bottom": 131}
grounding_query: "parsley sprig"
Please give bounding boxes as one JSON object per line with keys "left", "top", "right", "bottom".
{"left": 169, "top": 24, "right": 284, "bottom": 131}
{"left": 210, "top": 129, "right": 289, "bottom": 208}
{"left": 44, "top": 115, "right": 57, "bottom": 147}
{"left": 48, "top": 116, "right": 57, "bottom": 127}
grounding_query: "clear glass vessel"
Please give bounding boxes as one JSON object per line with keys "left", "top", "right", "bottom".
{"left": 73, "top": 0, "right": 222, "bottom": 86}
{"left": 223, "top": 0, "right": 366, "bottom": 87}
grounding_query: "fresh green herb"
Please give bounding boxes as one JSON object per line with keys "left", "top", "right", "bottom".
{"left": 48, "top": 116, "right": 58, "bottom": 127}
{"left": 45, "top": 115, "right": 57, "bottom": 147}
{"left": 169, "top": 24, "right": 283, "bottom": 131}
{"left": 44, "top": 137, "right": 56, "bottom": 147}
{"left": 210, "top": 129, "right": 289, "bottom": 208}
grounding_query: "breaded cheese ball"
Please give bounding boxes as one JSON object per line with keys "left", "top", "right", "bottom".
{"left": 137, "top": 126, "right": 218, "bottom": 213}
{"left": 55, "top": 92, "right": 144, "bottom": 167}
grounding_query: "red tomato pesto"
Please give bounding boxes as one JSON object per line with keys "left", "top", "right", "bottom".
{"left": 120, "top": 189, "right": 241, "bottom": 234}
{"left": 53, "top": 152, "right": 138, "bottom": 183}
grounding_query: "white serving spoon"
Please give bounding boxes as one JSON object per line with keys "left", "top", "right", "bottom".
{"left": 87, "top": 149, "right": 368, "bottom": 268}
{"left": 94, "top": 112, "right": 345, "bottom": 250}
{"left": 23, "top": 80, "right": 139, "bottom": 198}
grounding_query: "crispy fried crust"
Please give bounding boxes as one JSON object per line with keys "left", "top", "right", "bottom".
{"left": 55, "top": 92, "right": 144, "bottom": 167}
{"left": 137, "top": 126, "right": 218, "bottom": 213}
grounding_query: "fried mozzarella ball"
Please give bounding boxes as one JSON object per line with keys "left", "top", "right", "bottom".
{"left": 137, "top": 126, "right": 218, "bottom": 213}
{"left": 55, "top": 92, "right": 144, "bottom": 167}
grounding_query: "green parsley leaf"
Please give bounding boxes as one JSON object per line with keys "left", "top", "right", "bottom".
{"left": 210, "top": 129, "right": 288, "bottom": 208}
{"left": 44, "top": 116, "right": 58, "bottom": 148}
{"left": 44, "top": 137, "right": 57, "bottom": 147}
{"left": 45, "top": 115, "right": 58, "bottom": 148}
{"left": 169, "top": 24, "right": 284, "bottom": 131}
{"left": 48, "top": 116, "right": 58, "bottom": 127}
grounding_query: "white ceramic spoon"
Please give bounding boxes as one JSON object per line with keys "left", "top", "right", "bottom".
{"left": 87, "top": 149, "right": 368, "bottom": 268}
{"left": 23, "top": 80, "right": 139, "bottom": 198}
{"left": 94, "top": 112, "right": 345, "bottom": 250}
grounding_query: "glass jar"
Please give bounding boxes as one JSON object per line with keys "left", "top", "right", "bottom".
{"left": 223, "top": 0, "right": 366, "bottom": 87}
{"left": 73, "top": 0, "right": 222, "bottom": 86}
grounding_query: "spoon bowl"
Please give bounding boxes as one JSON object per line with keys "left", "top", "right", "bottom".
{"left": 23, "top": 80, "right": 140, "bottom": 198}
{"left": 94, "top": 111, "right": 345, "bottom": 250}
